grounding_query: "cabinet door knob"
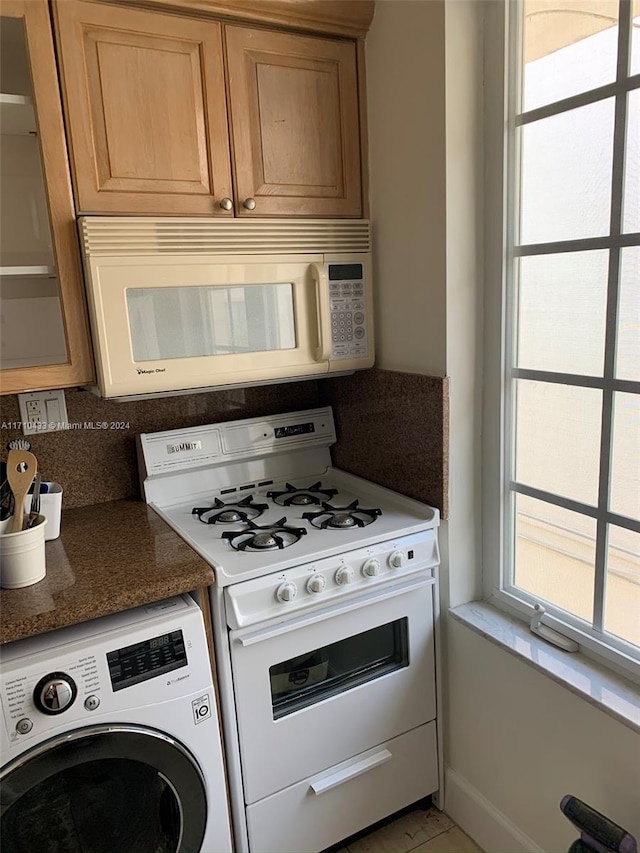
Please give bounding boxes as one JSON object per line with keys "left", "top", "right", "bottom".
{"left": 219, "top": 197, "right": 233, "bottom": 211}
{"left": 242, "top": 197, "right": 256, "bottom": 210}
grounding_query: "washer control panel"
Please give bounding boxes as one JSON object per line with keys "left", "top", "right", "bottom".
{"left": 328, "top": 263, "right": 369, "bottom": 361}
{"left": 0, "top": 597, "right": 211, "bottom": 752}
{"left": 106, "top": 629, "right": 186, "bottom": 693}
{"left": 1, "top": 654, "right": 103, "bottom": 745}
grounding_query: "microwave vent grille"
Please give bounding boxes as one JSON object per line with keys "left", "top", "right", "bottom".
{"left": 80, "top": 218, "right": 371, "bottom": 256}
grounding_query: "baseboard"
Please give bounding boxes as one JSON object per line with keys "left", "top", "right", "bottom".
{"left": 444, "top": 767, "right": 544, "bottom": 853}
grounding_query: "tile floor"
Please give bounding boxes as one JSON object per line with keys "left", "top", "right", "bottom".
{"left": 327, "top": 802, "right": 483, "bottom": 853}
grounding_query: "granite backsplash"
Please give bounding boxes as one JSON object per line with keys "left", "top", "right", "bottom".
{"left": 0, "top": 369, "right": 448, "bottom": 516}
{"left": 319, "top": 370, "right": 449, "bottom": 518}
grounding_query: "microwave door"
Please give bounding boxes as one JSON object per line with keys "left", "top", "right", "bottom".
{"left": 88, "top": 255, "right": 334, "bottom": 397}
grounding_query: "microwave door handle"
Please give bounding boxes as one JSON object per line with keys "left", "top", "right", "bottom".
{"left": 311, "top": 263, "right": 332, "bottom": 362}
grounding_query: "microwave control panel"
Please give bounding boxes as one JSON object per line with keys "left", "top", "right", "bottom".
{"left": 327, "top": 263, "right": 368, "bottom": 360}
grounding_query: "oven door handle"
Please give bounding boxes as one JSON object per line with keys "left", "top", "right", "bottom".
{"left": 232, "top": 574, "right": 434, "bottom": 647}
{"left": 309, "top": 748, "right": 392, "bottom": 796}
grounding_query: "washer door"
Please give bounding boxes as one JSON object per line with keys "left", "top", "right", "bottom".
{"left": 1, "top": 724, "right": 207, "bottom": 853}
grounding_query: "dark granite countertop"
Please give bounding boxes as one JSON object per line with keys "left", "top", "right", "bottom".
{"left": 0, "top": 500, "right": 214, "bottom": 645}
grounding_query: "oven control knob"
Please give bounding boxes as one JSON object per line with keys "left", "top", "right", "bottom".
{"left": 389, "top": 550, "right": 406, "bottom": 569}
{"left": 362, "top": 558, "right": 381, "bottom": 578}
{"left": 306, "top": 574, "right": 326, "bottom": 594}
{"left": 276, "top": 581, "right": 298, "bottom": 603}
{"left": 335, "top": 566, "right": 354, "bottom": 585}
{"left": 33, "top": 672, "right": 78, "bottom": 715}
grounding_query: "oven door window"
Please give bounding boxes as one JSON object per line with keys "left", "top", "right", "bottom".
{"left": 269, "top": 618, "right": 408, "bottom": 719}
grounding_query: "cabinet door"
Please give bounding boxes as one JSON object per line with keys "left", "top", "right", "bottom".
{"left": 225, "top": 26, "right": 362, "bottom": 217}
{"left": 53, "top": 1, "right": 233, "bottom": 215}
{"left": 0, "top": 0, "right": 94, "bottom": 395}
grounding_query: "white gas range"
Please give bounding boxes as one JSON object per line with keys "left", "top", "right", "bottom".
{"left": 139, "top": 407, "right": 442, "bottom": 853}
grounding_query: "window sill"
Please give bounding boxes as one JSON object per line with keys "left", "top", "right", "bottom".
{"left": 449, "top": 601, "right": 640, "bottom": 735}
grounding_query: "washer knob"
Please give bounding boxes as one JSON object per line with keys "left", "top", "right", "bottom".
{"left": 362, "top": 558, "right": 381, "bottom": 577}
{"left": 276, "top": 581, "right": 298, "bottom": 603}
{"left": 33, "top": 673, "right": 77, "bottom": 715}
{"left": 306, "top": 574, "right": 326, "bottom": 594}
{"left": 389, "top": 550, "right": 406, "bottom": 569}
{"left": 335, "top": 566, "right": 354, "bottom": 585}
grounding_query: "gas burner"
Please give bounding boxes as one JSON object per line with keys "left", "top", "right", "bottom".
{"left": 267, "top": 482, "right": 338, "bottom": 507}
{"left": 192, "top": 496, "right": 269, "bottom": 525}
{"left": 302, "top": 501, "right": 382, "bottom": 530}
{"left": 222, "top": 518, "right": 307, "bottom": 551}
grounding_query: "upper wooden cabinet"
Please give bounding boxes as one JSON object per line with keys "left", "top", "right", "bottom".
{"left": 52, "top": 2, "right": 233, "bottom": 215}
{"left": 0, "top": 0, "right": 94, "bottom": 395}
{"left": 226, "top": 26, "right": 361, "bottom": 217}
{"left": 52, "top": 1, "right": 364, "bottom": 217}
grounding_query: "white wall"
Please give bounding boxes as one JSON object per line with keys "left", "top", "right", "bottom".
{"left": 366, "top": 2, "right": 640, "bottom": 851}
{"left": 366, "top": 0, "right": 447, "bottom": 377}
{"left": 443, "top": 0, "right": 484, "bottom": 610}
{"left": 447, "top": 620, "right": 640, "bottom": 852}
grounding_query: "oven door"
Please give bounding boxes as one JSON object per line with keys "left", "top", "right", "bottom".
{"left": 228, "top": 574, "right": 436, "bottom": 804}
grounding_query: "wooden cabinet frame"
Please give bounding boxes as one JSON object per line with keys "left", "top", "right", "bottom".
{"left": 99, "top": 0, "right": 375, "bottom": 39}
{"left": 1, "top": 0, "right": 94, "bottom": 394}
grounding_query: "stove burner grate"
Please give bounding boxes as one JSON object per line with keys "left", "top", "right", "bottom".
{"left": 267, "top": 481, "right": 338, "bottom": 507}
{"left": 192, "top": 496, "right": 269, "bottom": 525}
{"left": 222, "top": 517, "right": 307, "bottom": 551}
{"left": 302, "top": 501, "right": 382, "bottom": 530}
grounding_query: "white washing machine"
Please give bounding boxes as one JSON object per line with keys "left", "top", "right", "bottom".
{"left": 0, "top": 594, "right": 232, "bottom": 853}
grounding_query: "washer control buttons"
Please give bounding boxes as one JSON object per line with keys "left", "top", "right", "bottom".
{"left": 15, "top": 718, "right": 33, "bottom": 735}
{"left": 362, "top": 558, "right": 381, "bottom": 577}
{"left": 306, "top": 574, "right": 326, "bottom": 594}
{"left": 276, "top": 581, "right": 298, "bottom": 603}
{"left": 33, "top": 672, "right": 78, "bottom": 715}
{"left": 84, "top": 695, "right": 101, "bottom": 711}
{"left": 335, "top": 566, "right": 355, "bottom": 585}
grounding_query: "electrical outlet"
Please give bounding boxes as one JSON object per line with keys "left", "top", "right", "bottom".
{"left": 26, "top": 399, "right": 43, "bottom": 424}
{"left": 18, "top": 389, "right": 69, "bottom": 435}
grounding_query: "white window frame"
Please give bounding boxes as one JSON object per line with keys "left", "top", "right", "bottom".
{"left": 483, "top": 0, "right": 640, "bottom": 682}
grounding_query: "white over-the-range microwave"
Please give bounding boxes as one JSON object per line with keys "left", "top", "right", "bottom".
{"left": 78, "top": 217, "right": 374, "bottom": 399}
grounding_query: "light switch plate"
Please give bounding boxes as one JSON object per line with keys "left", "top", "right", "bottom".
{"left": 18, "top": 389, "right": 68, "bottom": 435}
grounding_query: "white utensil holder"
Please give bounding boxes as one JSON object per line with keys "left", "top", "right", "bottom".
{"left": 24, "top": 482, "right": 63, "bottom": 540}
{"left": 0, "top": 514, "right": 46, "bottom": 588}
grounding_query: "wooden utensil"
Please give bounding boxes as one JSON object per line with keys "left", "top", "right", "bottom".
{"left": 6, "top": 449, "right": 38, "bottom": 533}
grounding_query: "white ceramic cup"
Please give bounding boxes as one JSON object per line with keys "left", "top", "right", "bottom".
{"left": 0, "top": 514, "right": 47, "bottom": 588}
